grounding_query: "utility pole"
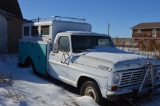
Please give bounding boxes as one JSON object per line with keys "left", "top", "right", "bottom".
{"left": 108, "top": 22, "right": 110, "bottom": 35}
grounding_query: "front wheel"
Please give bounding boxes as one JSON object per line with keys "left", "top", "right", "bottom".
{"left": 80, "top": 81, "right": 102, "bottom": 104}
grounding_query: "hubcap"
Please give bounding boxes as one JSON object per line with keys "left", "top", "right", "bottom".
{"left": 85, "top": 87, "right": 96, "bottom": 100}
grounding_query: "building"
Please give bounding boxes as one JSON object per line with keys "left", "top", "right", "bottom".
{"left": 131, "top": 22, "right": 160, "bottom": 40}
{"left": 0, "top": 0, "right": 25, "bottom": 53}
{"left": 0, "top": 0, "right": 23, "bottom": 19}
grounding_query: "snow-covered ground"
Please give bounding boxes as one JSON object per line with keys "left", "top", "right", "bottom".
{"left": 0, "top": 54, "right": 98, "bottom": 106}
{"left": 1, "top": 54, "right": 160, "bottom": 106}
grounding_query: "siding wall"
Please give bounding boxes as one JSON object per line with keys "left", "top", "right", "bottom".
{"left": 0, "top": 14, "right": 7, "bottom": 53}
{"left": 132, "top": 29, "right": 160, "bottom": 39}
{"left": 7, "top": 17, "right": 25, "bottom": 53}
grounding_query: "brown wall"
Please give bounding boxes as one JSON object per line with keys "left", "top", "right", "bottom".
{"left": 133, "top": 29, "right": 152, "bottom": 33}
{"left": 132, "top": 28, "right": 160, "bottom": 39}
{"left": 7, "top": 17, "right": 25, "bottom": 53}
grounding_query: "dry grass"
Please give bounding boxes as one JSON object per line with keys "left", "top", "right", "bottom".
{"left": 0, "top": 70, "right": 25, "bottom": 102}
{"left": 115, "top": 38, "right": 160, "bottom": 59}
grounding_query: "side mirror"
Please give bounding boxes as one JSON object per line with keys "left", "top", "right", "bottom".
{"left": 52, "top": 43, "right": 58, "bottom": 53}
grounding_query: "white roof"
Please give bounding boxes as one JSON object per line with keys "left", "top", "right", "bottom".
{"left": 23, "top": 20, "right": 90, "bottom": 27}
{"left": 57, "top": 31, "right": 110, "bottom": 37}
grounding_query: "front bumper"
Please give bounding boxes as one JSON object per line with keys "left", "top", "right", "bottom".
{"left": 106, "top": 81, "right": 160, "bottom": 101}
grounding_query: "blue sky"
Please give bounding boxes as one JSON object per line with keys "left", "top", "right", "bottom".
{"left": 18, "top": 0, "right": 160, "bottom": 38}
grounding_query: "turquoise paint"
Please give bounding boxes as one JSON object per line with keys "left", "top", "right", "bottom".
{"left": 18, "top": 41, "right": 47, "bottom": 76}
{"left": 18, "top": 42, "right": 27, "bottom": 63}
{"left": 19, "top": 42, "right": 27, "bottom": 54}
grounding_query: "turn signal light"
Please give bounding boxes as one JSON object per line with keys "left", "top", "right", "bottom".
{"left": 111, "top": 86, "right": 118, "bottom": 91}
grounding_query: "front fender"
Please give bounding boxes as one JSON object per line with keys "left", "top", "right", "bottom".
{"left": 76, "top": 74, "right": 102, "bottom": 89}
{"left": 76, "top": 74, "right": 109, "bottom": 98}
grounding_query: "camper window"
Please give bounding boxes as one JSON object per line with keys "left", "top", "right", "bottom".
{"left": 31, "top": 26, "right": 38, "bottom": 37}
{"left": 41, "top": 25, "right": 49, "bottom": 36}
{"left": 24, "top": 27, "right": 29, "bottom": 36}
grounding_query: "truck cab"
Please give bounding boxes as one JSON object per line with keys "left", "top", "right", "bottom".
{"left": 48, "top": 31, "right": 115, "bottom": 84}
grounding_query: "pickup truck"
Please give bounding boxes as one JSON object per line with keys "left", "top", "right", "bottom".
{"left": 18, "top": 16, "right": 160, "bottom": 104}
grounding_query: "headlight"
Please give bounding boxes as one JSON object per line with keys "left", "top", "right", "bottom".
{"left": 113, "top": 74, "right": 120, "bottom": 84}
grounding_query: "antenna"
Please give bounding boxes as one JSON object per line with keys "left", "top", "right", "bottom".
{"left": 108, "top": 22, "right": 110, "bottom": 35}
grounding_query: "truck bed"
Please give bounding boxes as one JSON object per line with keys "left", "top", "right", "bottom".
{"left": 18, "top": 40, "right": 48, "bottom": 75}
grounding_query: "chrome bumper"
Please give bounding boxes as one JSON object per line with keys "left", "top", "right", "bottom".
{"left": 106, "top": 80, "right": 160, "bottom": 101}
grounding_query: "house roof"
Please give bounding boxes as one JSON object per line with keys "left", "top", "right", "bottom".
{"left": 0, "top": 9, "right": 15, "bottom": 19}
{"left": 0, "top": 0, "right": 23, "bottom": 19}
{"left": 131, "top": 22, "right": 160, "bottom": 29}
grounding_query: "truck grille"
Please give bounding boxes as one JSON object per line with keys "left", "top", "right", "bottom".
{"left": 119, "top": 68, "right": 157, "bottom": 87}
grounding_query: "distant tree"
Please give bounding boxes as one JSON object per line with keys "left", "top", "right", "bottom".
{"left": 138, "top": 40, "right": 146, "bottom": 51}
{"left": 122, "top": 41, "right": 125, "bottom": 47}
{"left": 146, "top": 40, "right": 156, "bottom": 51}
{"left": 114, "top": 37, "right": 120, "bottom": 47}
{"left": 156, "top": 40, "right": 160, "bottom": 51}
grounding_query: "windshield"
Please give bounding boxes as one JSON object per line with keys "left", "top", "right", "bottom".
{"left": 71, "top": 35, "right": 115, "bottom": 53}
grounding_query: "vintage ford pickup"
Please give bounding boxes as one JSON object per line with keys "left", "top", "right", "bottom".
{"left": 18, "top": 16, "right": 160, "bottom": 104}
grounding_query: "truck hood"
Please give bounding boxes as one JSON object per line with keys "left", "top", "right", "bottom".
{"left": 72, "top": 46, "right": 160, "bottom": 72}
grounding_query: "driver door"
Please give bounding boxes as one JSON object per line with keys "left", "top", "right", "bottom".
{"left": 49, "top": 36, "right": 71, "bottom": 84}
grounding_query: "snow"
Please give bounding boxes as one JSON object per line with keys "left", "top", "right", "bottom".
{"left": 1, "top": 54, "right": 160, "bottom": 106}
{"left": 75, "top": 96, "right": 98, "bottom": 106}
{"left": 0, "top": 54, "right": 99, "bottom": 106}
{"left": 84, "top": 46, "right": 147, "bottom": 62}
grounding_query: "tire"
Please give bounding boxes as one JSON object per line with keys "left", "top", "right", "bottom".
{"left": 80, "top": 81, "right": 102, "bottom": 105}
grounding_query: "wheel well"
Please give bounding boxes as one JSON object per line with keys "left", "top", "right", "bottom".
{"left": 24, "top": 56, "right": 39, "bottom": 75}
{"left": 77, "top": 76, "right": 99, "bottom": 89}
{"left": 24, "top": 57, "right": 32, "bottom": 66}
